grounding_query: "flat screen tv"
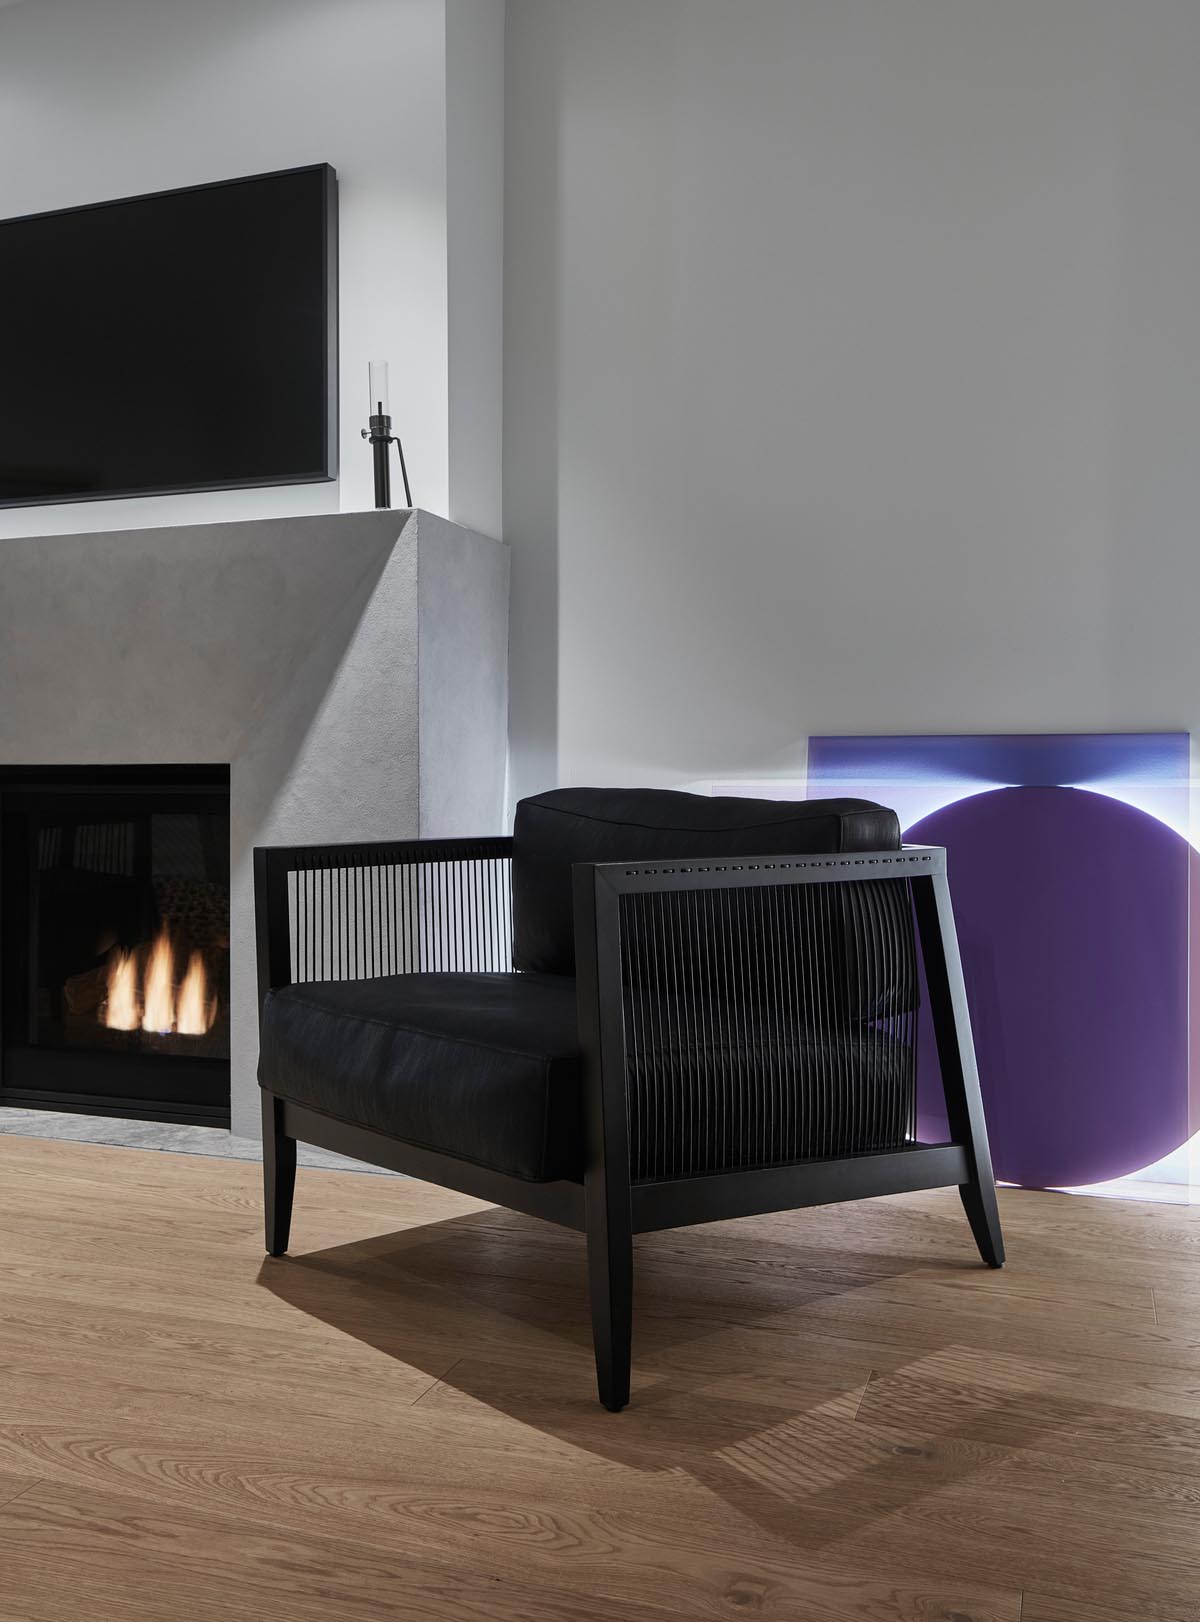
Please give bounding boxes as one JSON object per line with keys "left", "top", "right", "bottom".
{"left": 0, "top": 164, "right": 337, "bottom": 508}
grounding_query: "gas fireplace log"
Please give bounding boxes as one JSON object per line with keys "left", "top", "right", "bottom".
{"left": 63, "top": 963, "right": 108, "bottom": 1017}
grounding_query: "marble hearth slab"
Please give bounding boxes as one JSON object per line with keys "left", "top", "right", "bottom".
{"left": 0, "top": 1107, "right": 397, "bottom": 1173}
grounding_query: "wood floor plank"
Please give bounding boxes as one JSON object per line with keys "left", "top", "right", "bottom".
{"left": 0, "top": 1470, "right": 41, "bottom": 1510}
{"left": 0, "top": 1477, "right": 679, "bottom": 1622}
{"left": 0, "top": 1459, "right": 1024, "bottom": 1622}
{"left": 1020, "top": 1596, "right": 1164, "bottom": 1622}
{"left": 768, "top": 1280, "right": 1200, "bottom": 1373}
{"left": 855, "top": 1358, "right": 1200, "bottom": 1478}
{"left": 1, "top": 1133, "right": 1196, "bottom": 1620}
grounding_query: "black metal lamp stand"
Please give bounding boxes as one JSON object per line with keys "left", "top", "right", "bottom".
{"left": 361, "top": 361, "right": 412, "bottom": 510}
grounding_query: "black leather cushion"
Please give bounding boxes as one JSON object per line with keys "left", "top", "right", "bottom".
{"left": 258, "top": 968, "right": 914, "bottom": 1185}
{"left": 512, "top": 787, "right": 901, "bottom": 976}
{"left": 258, "top": 972, "right": 584, "bottom": 1183}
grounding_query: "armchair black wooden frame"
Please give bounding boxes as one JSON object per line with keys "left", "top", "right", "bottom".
{"left": 256, "top": 836, "right": 1003, "bottom": 1412}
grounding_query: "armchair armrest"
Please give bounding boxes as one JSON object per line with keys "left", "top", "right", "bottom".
{"left": 254, "top": 836, "right": 514, "bottom": 1014}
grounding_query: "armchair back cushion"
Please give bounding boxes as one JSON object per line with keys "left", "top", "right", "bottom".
{"left": 512, "top": 787, "right": 901, "bottom": 976}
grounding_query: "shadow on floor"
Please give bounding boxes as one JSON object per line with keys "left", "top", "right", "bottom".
{"left": 256, "top": 1202, "right": 1088, "bottom": 1561}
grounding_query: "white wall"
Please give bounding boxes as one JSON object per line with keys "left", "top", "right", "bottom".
{"left": 504, "top": 0, "right": 1200, "bottom": 800}
{"left": 446, "top": 0, "right": 505, "bottom": 538}
{"left": 0, "top": 0, "right": 493, "bottom": 537}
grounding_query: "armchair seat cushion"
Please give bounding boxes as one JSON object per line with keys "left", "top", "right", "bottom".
{"left": 259, "top": 968, "right": 915, "bottom": 1187}
{"left": 258, "top": 972, "right": 585, "bottom": 1183}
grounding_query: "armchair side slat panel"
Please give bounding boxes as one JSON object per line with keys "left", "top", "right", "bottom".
{"left": 258, "top": 839, "right": 515, "bottom": 988}
{"left": 616, "top": 875, "right": 920, "bottom": 1184}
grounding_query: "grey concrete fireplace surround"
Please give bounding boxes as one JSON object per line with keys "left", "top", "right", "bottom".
{"left": 0, "top": 509, "right": 509, "bottom": 1136}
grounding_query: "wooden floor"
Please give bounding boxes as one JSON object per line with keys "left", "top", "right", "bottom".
{"left": 1, "top": 1140, "right": 1199, "bottom": 1622}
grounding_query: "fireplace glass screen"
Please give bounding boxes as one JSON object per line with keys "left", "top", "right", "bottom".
{"left": 1, "top": 768, "right": 231, "bottom": 1123}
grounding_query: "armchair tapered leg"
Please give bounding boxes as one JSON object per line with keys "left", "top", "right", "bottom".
{"left": 587, "top": 1212, "right": 632, "bottom": 1412}
{"left": 960, "top": 1179, "right": 1005, "bottom": 1269}
{"left": 262, "top": 1091, "right": 296, "bottom": 1257}
{"left": 913, "top": 873, "right": 1005, "bottom": 1269}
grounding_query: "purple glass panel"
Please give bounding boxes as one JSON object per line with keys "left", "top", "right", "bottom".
{"left": 808, "top": 734, "right": 1192, "bottom": 1188}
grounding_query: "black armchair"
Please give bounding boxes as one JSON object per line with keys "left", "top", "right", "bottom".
{"left": 255, "top": 788, "right": 1003, "bottom": 1411}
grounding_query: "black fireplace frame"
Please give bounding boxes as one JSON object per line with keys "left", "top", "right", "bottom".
{"left": 0, "top": 764, "right": 232, "bottom": 1127}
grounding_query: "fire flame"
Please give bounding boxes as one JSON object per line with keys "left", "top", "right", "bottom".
{"left": 101, "top": 926, "right": 217, "bottom": 1038}
{"left": 142, "top": 929, "right": 176, "bottom": 1034}
{"left": 104, "top": 950, "right": 141, "bottom": 1031}
{"left": 177, "top": 949, "right": 218, "bottom": 1037}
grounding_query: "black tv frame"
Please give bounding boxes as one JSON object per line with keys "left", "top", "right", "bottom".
{"left": 0, "top": 163, "right": 339, "bottom": 510}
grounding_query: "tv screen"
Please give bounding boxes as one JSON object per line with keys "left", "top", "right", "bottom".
{"left": 0, "top": 164, "right": 337, "bottom": 507}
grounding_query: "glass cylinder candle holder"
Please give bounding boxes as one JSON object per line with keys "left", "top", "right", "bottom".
{"left": 369, "top": 359, "right": 390, "bottom": 420}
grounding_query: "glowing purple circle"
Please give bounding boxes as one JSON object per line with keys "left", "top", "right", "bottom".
{"left": 908, "top": 785, "right": 1191, "bottom": 1188}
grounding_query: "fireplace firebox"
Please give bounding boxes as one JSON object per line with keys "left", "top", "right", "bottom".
{"left": 0, "top": 766, "right": 231, "bottom": 1125}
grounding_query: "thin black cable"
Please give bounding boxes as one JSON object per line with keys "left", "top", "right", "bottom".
{"left": 394, "top": 435, "right": 413, "bottom": 507}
